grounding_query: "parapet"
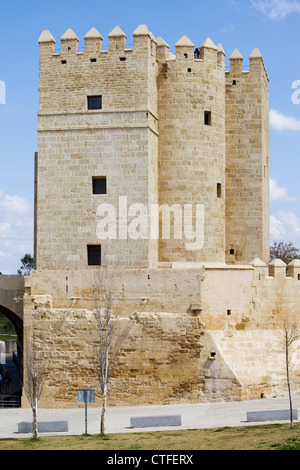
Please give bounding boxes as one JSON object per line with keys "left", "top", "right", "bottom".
{"left": 227, "top": 47, "right": 269, "bottom": 81}
{"left": 268, "top": 259, "right": 286, "bottom": 278}
{"left": 38, "top": 26, "right": 226, "bottom": 68}
{"left": 60, "top": 28, "right": 79, "bottom": 54}
{"left": 249, "top": 258, "right": 268, "bottom": 280}
{"left": 268, "top": 259, "right": 300, "bottom": 280}
{"left": 38, "top": 25, "right": 158, "bottom": 58}
{"left": 84, "top": 27, "right": 103, "bottom": 53}
{"left": 249, "top": 258, "right": 300, "bottom": 282}
{"left": 287, "top": 259, "right": 300, "bottom": 280}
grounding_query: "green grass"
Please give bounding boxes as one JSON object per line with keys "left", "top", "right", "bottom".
{"left": 0, "top": 312, "right": 17, "bottom": 341}
{"left": 0, "top": 423, "right": 300, "bottom": 450}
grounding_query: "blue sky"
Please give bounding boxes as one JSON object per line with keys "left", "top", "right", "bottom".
{"left": 0, "top": 0, "right": 300, "bottom": 274}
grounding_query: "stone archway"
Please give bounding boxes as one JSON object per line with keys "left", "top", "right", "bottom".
{"left": 0, "top": 305, "right": 23, "bottom": 351}
{"left": 0, "top": 276, "right": 24, "bottom": 407}
{"left": 0, "top": 275, "right": 24, "bottom": 353}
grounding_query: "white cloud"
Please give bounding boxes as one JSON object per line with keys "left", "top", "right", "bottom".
{"left": 269, "top": 109, "right": 300, "bottom": 132}
{"left": 270, "top": 178, "right": 297, "bottom": 202}
{"left": 270, "top": 214, "right": 286, "bottom": 239}
{"left": 270, "top": 211, "right": 300, "bottom": 246}
{"left": 250, "top": 0, "right": 300, "bottom": 18}
{"left": 0, "top": 190, "right": 33, "bottom": 274}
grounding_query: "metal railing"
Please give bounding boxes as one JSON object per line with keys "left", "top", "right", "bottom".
{"left": 0, "top": 395, "right": 21, "bottom": 408}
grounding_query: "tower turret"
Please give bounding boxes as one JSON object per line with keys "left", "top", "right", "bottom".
{"left": 225, "top": 48, "right": 270, "bottom": 265}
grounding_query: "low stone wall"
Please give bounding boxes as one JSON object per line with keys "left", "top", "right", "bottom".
{"left": 23, "top": 309, "right": 205, "bottom": 408}
{"left": 21, "top": 264, "right": 300, "bottom": 408}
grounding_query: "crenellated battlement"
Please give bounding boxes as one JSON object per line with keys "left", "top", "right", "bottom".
{"left": 38, "top": 25, "right": 228, "bottom": 69}
{"left": 250, "top": 258, "right": 300, "bottom": 280}
{"left": 38, "top": 25, "right": 157, "bottom": 59}
{"left": 225, "top": 47, "right": 269, "bottom": 83}
{"left": 38, "top": 24, "right": 270, "bottom": 88}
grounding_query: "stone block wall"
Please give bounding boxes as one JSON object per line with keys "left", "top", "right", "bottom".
{"left": 37, "top": 26, "right": 159, "bottom": 270}
{"left": 225, "top": 49, "right": 270, "bottom": 265}
{"left": 22, "top": 261, "right": 300, "bottom": 408}
{"left": 36, "top": 25, "right": 270, "bottom": 271}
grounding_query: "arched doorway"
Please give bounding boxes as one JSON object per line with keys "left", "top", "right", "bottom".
{"left": 0, "top": 306, "right": 23, "bottom": 408}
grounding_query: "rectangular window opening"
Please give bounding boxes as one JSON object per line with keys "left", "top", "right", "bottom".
{"left": 204, "top": 111, "right": 211, "bottom": 126}
{"left": 61, "top": 60, "right": 67, "bottom": 64}
{"left": 230, "top": 248, "right": 235, "bottom": 255}
{"left": 217, "top": 183, "right": 222, "bottom": 198}
{"left": 184, "top": 53, "right": 188, "bottom": 59}
{"left": 227, "top": 309, "right": 232, "bottom": 316}
{"left": 120, "top": 57, "right": 126, "bottom": 61}
{"left": 88, "top": 245, "right": 101, "bottom": 266}
{"left": 298, "top": 274, "right": 300, "bottom": 281}
{"left": 90, "top": 58, "right": 97, "bottom": 63}
{"left": 88, "top": 95, "right": 102, "bottom": 110}
{"left": 93, "top": 177, "right": 107, "bottom": 195}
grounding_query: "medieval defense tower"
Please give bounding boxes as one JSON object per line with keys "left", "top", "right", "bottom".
{"left": 36, "top": 25, "right": 269, "bottom": 271}
{"left": 22, "top": 25, "right": 290, "bottom": 409}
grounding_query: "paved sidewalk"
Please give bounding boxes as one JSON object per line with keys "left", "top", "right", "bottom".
{"left": 0, "top": 395, "right": 299, "bottom": 439}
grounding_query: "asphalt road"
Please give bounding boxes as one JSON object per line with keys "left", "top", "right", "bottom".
{"left": 0, "top": 395, "right": 299, "bottom": 439}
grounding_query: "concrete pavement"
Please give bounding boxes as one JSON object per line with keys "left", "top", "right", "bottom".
{"left": 0, "top": 395, "right": 300, "bottom": 439}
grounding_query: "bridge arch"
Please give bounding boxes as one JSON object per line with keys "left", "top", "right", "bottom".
{"left": 0, "top": 304, "right": 23, "bottom": 350}
{"left": 0, "top": 275, "right": 24, "bottom": 351}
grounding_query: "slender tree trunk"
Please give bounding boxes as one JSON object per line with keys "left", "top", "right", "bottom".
{"left": 32, "top": 397, "right": 38, "bottom": 438}
{"left": 100, "top": 384, "right": 107, "bottom": 435}
{"left": 286, "top": 337, "right": 294, "bottom": 428}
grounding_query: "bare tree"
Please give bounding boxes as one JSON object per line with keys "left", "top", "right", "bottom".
{"left": 270, "top": 241, "right": 300, "bottom": 265}
{"left": 23, "top": 321, "right": 46, "bottom": 438}
{"left": 91, "top": 263, "right": 119, "bottom": 435}
{"left": 282, "top": 320, "right": 299, "bottom": 428}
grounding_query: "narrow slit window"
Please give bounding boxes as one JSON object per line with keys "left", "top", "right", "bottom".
{"left": 88, "top": 245, "right": 101, "bottom": 266}
{"left": 227, "top": 309, "right": 232, "bottom": 316}
{"left": 217, "top": 183, "right": 222, "bottom": 198}
{"left": 93, "top": 177, "right": 107, "bottom": 195}
{"left": 230, "top": 248, "right": 235, "bottom": 255}
{"left": 88, "top": 95, "right": 102, "bottom": 110}
{"left": 204, "top": 111, "right": 211, "bottom": 126}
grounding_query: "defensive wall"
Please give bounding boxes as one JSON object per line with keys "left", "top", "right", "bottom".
{"left": 23, "top": 259, "right": 300, "bottom": 408}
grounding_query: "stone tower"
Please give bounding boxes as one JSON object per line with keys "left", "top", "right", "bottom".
{"left": 157, "top": 36, "right": 226, "bottom": 263}
{"left": 35, "top": 25, "right": 269, "bottom": 270}
{"left": 36, "top": 25, "right": 159, "bottom": 270}
{"left": 225, "top": 48, "right": 270, "bottom": 265}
